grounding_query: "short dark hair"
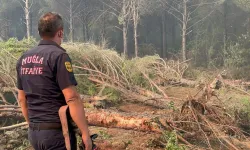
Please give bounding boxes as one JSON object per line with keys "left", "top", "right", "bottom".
{"left": 38, "top": 12, "right": 64, "bottom": 38}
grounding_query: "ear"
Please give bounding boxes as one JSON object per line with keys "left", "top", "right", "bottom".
{"left": 58, "top": 30, "right": 63, "bottom": 38}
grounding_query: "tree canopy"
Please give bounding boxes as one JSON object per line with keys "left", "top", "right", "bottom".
{"left": 0, "top": 0, "right": 250, "bottom": 67}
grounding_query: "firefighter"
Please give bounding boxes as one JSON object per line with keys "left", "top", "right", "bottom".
{"left": 16, "top": 12, "right": 92, "bottom": 150}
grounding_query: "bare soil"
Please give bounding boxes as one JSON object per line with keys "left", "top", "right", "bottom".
{"left": 86, "top": 86, "right": 250, "bottom": 150}
{"left": 4, "top": 86, "right": 250, "bottom": 150}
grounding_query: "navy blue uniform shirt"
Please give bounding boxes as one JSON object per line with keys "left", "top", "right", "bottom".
{"left": 16, "top": 40, "right": 77, "bottom": 123}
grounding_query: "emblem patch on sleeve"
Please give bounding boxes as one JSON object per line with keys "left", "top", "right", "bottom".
{"left": 65, "top": 62, "right": 73, "bottom": 72}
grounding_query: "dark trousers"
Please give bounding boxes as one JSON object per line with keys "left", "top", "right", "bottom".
{"left": 28, "top": 128, "right": 77, "bottom": 150}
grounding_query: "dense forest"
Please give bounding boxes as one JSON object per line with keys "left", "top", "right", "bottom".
{"left": 1, "top": 0, "right": 250, "bottom": 69}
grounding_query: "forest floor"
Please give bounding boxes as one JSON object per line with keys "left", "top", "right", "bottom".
{"left": 13, "top": 86, "right": 250, "bottom": 150}
{"left": 87, "top": 86, "right": 250, "bottom": 150}
{"left": 1, "top": 69, "right": 250, "bottom": 150}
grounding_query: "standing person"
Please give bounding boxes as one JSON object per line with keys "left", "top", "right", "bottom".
{"left": 16, "top": 12, "right": 92, "bottom": 150}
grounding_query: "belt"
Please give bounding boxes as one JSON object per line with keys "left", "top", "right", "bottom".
{"left": 29, "top": 123, "right": 62, "bottom": 130}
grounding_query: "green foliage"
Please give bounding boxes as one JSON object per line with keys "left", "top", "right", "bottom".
{"left": 13, "top": 139, "right": 31, "bottom": 150}
{"left": 138, "top": 43, "right": 158, "bottom": 57}
{"left": 183, "top": 67, "right": 203, "bottom": 80}
{"left": 234, "top": 97, "right": 250, "bottom": 133}
{"left": 66, "top": 43, "right": 176, "bottom": 97}
{"left": 0, "top": 37, "right": 37, "bottom": 57}
{"left": 233, "top": 0, "right": 250, "bottom": 11}
{"left": 123, "top": 140, "right": 132, "bottom": 148}
{"left": 76, "top": 77, "right": 97, "bottom": 96}
{"left": 161, "top": 131, "right": 186, "bottom": 150}
{"left": 103, "top": 87, "right": 121, "bottom": 102}
{"left": 99, "top": 130, "right": 112, "bottom": 140}
{"left": 223, "top": 33, "right": 250, "bottom": 79}
{"left": 240, "top": 97, "right": 250, "bottom": 117}
{"left": 124, "top": 55, "right": 161, "bottom": 89}
{"left": 223, "top": 43, "right": 246, "bottom": 68}
{"left": 168, "top": 101, "right": 177, "bottom": 111}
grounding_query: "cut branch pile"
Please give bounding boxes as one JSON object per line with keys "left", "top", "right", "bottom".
{"left": 65, "top": 43, "right": 191, "bottom": 108}
{"left": 0, "top": 44, "right": 250, "bottom": 149}
{"left": 0, "top": 98, "right": 248, "bottom": 149}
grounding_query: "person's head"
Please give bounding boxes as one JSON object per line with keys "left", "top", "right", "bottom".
{"left": 38, "top": 12, "right": 64, "bottom": 45}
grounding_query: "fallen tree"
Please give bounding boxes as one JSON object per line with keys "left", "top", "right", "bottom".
{"left": 64, "top": 44, "right": 192, "bottom": 108}
{"left": 0, "top": 43, "right": 250, "bottom": 149}
{"left": 0, "top": 99, "right": 247, "bottom": 149}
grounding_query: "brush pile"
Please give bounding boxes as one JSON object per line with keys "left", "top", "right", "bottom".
{"left": 0, "top": 43, "right": 250, "bottom": 149}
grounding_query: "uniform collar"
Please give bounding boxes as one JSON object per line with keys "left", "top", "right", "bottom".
{"left": 38, "top": 40, "right": 66, "bottom": 52}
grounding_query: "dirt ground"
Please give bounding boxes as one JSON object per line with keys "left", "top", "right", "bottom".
{"left": 86, "top": 86, "right": 250, "bottom": 150}
{"left": 6, "top": 86, "right": 250, "bottom": 150}
{"left": 89, "top": 127, "right": 162, "bottom": 150}
{"left": 82, "top": 87, "right": 204, "bottom": 150}
{"left": 86, "top": 102, "right": 167, "bottom": 150}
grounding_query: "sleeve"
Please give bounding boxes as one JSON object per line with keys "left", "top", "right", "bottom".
{"left": 55, "top": 53, "right": 78, "bottom": 90}
{"left": 16, "top": 59, "right": 23, "bottom": 90}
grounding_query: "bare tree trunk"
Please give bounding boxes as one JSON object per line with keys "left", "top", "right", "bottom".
{"left": 133, "top": 17, "right": 138, "bottom": 57}
{"left": 248, "top": 17, "right": 250, "bottom": 36}
{"left": 162, "top": 12, "right": 166, "bottom": 58}
{"left": 222, "top": 0, "right": 228, "bottom": 66}
{"left": 122, "top": 0, "right": 128, "bottom": 56}
{"left": 132, "top": 1, "right": 139, "bottom": 57}
{"left": 182, "top": 0, "right": 187, "bottom": 61}
{"left": 101, "top": 3, "right": 106, "bottom": 42}
{"left": 1, "top": 12, "right": 9, "bottom": 40}
{"left": 69, "top": 0, "right": 74, "bottom": 42}
{"left": 25, "top": 0, "right": 30, "bottom": 40}
{"left": 30, "top": 13, "right": 33, "bottom": 36}
{"left": 223, "top": 1, "right": 228, "bottom": 53}
{"left": 83, "top": 22, "right": 89, "bottom": 42}
{"left": 82, "top": 10, "right": 89, "bottom": 42}
{"left": 172, "top": 15, "right": 176, "bottom": 50}
{"left": 123, "top": 23, "right": 128, "bottom": 56}
{"left": 85, "top": 23, "right": 89, "bottom": 42}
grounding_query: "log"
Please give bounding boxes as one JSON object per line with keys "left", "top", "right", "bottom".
{"left": 0, "top": 108, "right": 192, "bottom": 146}
{"left": 0, "top": 122, "right": 28, "bottom": 131}
{"left": 0, "top": 105, "right": 20, "bottom": 108}
{"left": 0, "top": 108, "right": 241, "bottom": 148}
{"left": 166, "top": 78, "right": 197, "bottom": 87}
{"left": 0, "top": 108, "right": 169, "bottom": 133}
{"left": 85, "top": 109, "right": 168, "bottom": 133}
{"left": 80, "top": 94, "right": 110, "bottom": 101}
{"left": 0, "top": 112, "right": 23, "bottom": 118}
{"left": 0, "top": 109, "right": 21, "bottom": 113}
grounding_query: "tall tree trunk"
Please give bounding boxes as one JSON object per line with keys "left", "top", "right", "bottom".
{"left": 2, "top": 12, "right": 9, "bottom": 40}
{"left": 82, "top": 10, "right": 89, "bottom": 42}
{"left": 101, "top": 3, "right": 106, "bottom": 42}
{"left": 25, "top": 0, "right": 30, "bottom": 40}
{"left": 223, "top": 0, "right": 228, "bottom": 66}
{"left": 123, "top": 23, "right": 128, "bottom": 57}
{"left": 223, "top": 1, "right": 228, "bottom": 53}
{"left": 248, "top": 17, "right": 250, "bottom": 36}
{"left": 30, "top": 13, "right": 32, "bottom": 36}
{"left": 133, "top": 1, "right": 139, "bottom": 57}
{"left": 69, "top": 0, "right": 74, "bottom": 42}
{"left": 182, "top": 0, "right": 187, "bottom": 61}
{"left": 162, "top": 12, "right": 166, "bottom": 58}
{"left": 83, "top": 22, "right": 89, "bottom": 42}
{"left": 172, "top": 15, "right": 176, "bottom": 49}
{"left": 122, "top": 0, "right": 128, "bottom": 56}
